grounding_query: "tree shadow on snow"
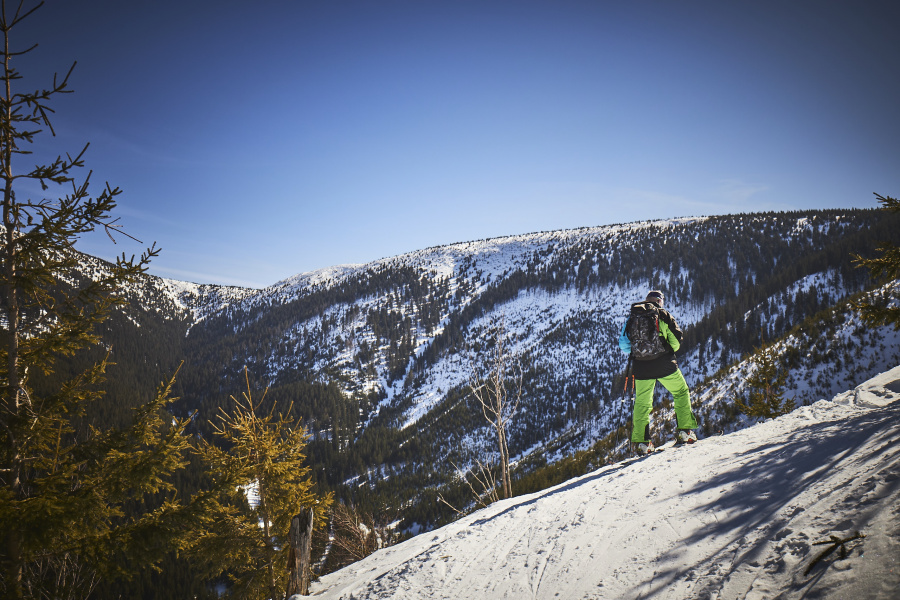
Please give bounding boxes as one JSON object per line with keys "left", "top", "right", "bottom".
{"left": 631, "top": 400, "right": 900, "bottom": 600}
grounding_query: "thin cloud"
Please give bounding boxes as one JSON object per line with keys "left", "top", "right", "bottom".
{"left": 715, "top": 179, "right": 769, "bottom": 204}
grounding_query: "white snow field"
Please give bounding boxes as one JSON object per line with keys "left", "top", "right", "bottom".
{"left": 310, "top": 366, "right": 900, "bottom": 600}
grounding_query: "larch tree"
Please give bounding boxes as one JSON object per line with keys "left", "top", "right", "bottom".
{"left": 0, "top": 2, "right": 199, "bottom": 598}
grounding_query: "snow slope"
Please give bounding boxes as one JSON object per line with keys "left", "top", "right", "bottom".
{"left": 309, "top": 366, "right": 900, "bottom": 600}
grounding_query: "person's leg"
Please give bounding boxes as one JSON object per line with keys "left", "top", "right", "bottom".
{"left": 631, "top": 378, "right": 656, "bottom": 442}
{"left": 659, "top": 369, "right": 697, "bottom": 430}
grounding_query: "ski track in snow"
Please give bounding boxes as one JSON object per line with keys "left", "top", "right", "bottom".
{"left": 309, "top": 366, "right": 900, "bottom": 600}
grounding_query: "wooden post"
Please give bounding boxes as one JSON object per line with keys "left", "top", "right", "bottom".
{"left": 287, "top": 508, "right": 314, "bottom": 596}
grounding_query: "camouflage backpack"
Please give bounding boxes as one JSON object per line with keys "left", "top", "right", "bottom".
{"left": 626, "top": 302, "right": 669, "bottom": 360}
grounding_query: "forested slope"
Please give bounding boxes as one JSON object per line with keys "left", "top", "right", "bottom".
{"left": 54, "top": 208, "right": 900, "bottom": 539}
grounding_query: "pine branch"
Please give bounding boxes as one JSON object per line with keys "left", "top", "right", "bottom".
{"left": 804, "top": 531, "right": 866, "bottom": 576}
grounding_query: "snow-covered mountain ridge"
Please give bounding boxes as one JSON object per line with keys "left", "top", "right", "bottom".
{"left": 310, "top": 366, "right": 900, "bottom": 600}
{"left": 146, "top": 216, "right": 711, "bottom": 323}
{"left": 265, "top": 217, "right": 708, "bottom": 293}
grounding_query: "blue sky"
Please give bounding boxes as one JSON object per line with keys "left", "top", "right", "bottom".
{"left": 14, "top": 0, "right": 900, "bottom": 287}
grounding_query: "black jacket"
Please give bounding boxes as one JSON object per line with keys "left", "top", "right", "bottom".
{"left": 620, "top": 301, "right": 684, "bottom": 380}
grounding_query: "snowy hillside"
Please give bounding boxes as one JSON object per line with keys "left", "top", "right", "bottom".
{"left": 310, "top": 366, "right": 900, "bottom": 600}
{"left": 178, "top": 211, "right": 888, "bottom": 450}
{"left": 62, "top": 208, "right": 900, "bottom": 543}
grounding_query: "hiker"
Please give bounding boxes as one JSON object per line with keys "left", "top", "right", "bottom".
{"left": 618, "top": 290, "right": 698, "bottom": 454}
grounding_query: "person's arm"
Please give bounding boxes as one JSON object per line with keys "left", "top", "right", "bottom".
{"left": 618, "top": 321, "right": 632, "bottom": 354}
{"left": 658, "top": 311, "right": 682, "bottom": 352}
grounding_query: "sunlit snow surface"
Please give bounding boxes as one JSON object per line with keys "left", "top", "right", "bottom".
{"left": 309, "top": 366, "right": 900, "bottom": 600}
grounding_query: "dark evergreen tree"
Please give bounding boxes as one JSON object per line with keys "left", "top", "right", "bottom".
{"left": 853, "top": 193, "right": 900, "bottom": 329}
{"left": 0, "top": 3, "right": 197, "bottom": 598}
{"left": 736, "top": 345, "right": 795, "bottom": 419}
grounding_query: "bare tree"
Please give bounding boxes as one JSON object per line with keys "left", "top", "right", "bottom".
{"left": 467, "top": 316, "right": 523, "bottom": 500}
{"left": 328, "top": 501, "right": 399, "bottom": 569}
{"left": 438, "top": 457, "right": 500, "bottom": 517}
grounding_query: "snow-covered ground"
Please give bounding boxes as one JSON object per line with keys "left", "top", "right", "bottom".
{"left": 309, "top": 366, "right": 900, "bottom": 600}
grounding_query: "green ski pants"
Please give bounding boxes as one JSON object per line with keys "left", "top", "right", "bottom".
{"left": 631, "top": 369, "right": 697, "bottom": 443}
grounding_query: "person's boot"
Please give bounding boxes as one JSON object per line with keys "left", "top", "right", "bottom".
{"left": 635, "top": 440, "right": 655, "bottom": 455}
{"left": 676, "top": 429, "right": 697, "bottom": 445}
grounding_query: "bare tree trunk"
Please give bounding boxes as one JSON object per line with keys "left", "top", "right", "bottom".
{"left": 1, "top": 9, "right": 23, "bottom": 596}
{"left": 496, "top": 415, "right": 509, "bottom": 499}
{"left": 256, "top": 475, "right": 278, "bottom": 599}
{"left": 287, "top": 509, "right": 314, "bottom": 596}
{"left": 2, "top": 202, "right": 23, "bottom": 599}
{"left": 499, "top": 419, "right": 511, "bottom": 499}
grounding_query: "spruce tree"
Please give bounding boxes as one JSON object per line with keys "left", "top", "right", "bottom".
{"left": 0, "top": 3, "right": 196, "bottom": 598}
{"left": 853, "top": 193, "right": 900, "bottom": 329}
{"left": 736, "top": 344, "right": 795, "bottom": 420}
{"left": 194, "top": 368, "right": 332, "bottom": 599}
